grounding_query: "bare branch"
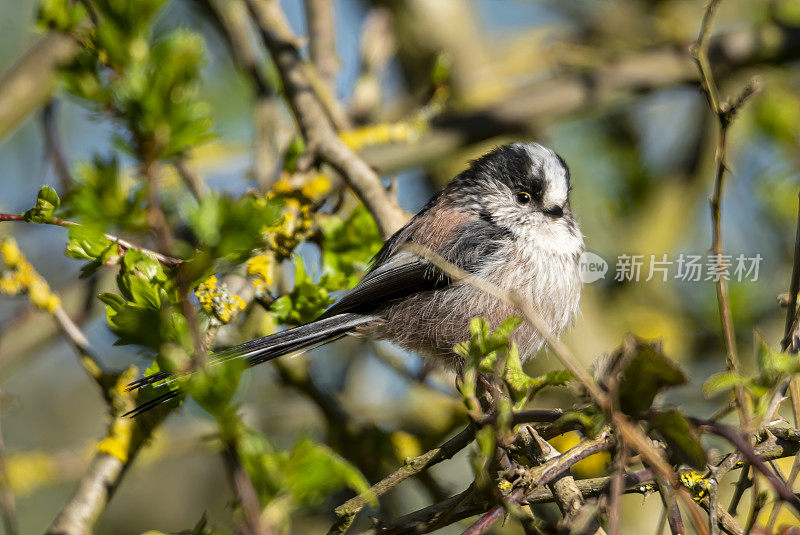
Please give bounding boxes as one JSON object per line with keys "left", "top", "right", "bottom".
{"left": 461, "top": 429, "right": 614, "bottom": 534}
{"left": 222, "top": 442, "right": 273, "bottom": 535}
{"left": 516, "top": 426, "right": 607, "bottom": 535}
{"left": 42, "top": 100, "right": 75, "bottom": 190}
{"left": 302, "top": 0, "right": 351, "bottom": 131}
{"left": 691, "top": 0, "right": 762, "bottom": 430}
{"left": 783, "top": 192, "right": 800, "bottom": 351}
{"left": 329, "top": 425, "right": 476, "bottom": 535}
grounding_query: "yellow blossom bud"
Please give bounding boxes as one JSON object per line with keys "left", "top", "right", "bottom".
{"left": 0, "top": 239, "right": 23, "bottom": 267}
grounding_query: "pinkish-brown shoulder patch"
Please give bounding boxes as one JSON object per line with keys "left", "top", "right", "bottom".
{"left": 408, "top": 202, "right": 476, "bottom": 251}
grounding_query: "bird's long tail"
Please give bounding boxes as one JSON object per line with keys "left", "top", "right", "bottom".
{"left": 124, "top": 313, "right": 374, "bottom": 417}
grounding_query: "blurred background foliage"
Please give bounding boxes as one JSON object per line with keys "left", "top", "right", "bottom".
{"left": 0, "top": 0, "right": 799, "bottom": 533}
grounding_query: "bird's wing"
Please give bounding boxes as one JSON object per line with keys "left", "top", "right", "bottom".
{"left": 319, "top": 211, "right": 511, "bottom": 319}
{"left": 318, "top": 252, "right": 447, "bottom": 318}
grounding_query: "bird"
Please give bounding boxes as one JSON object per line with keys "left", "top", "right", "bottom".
{"left": 126, "top": 142, "right": 585, "bottom": 416}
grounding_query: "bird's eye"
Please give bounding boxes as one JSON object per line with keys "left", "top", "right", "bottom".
{"left": 516, "top": 191, "right": 532, "bottom": 204}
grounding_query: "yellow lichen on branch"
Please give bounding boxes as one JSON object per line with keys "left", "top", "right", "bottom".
{"left": 339, "top": 92, "right": 446, "bottom": 152}
{"left": 195, "top": 275, "right": 247, "bottom": 324}
{"left": 0, "top": 236, "right": 61, "bottom": 312}
{"left": 97, "top": 367, "right": 140, "bottom": 463}
{"left": 246, "top": 253, "right": 274, "bottom": 295}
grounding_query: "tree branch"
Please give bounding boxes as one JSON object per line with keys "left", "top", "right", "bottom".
{"left": 690, "top": 0, "right": 761, "bottom": 430}
{"left": 328, "top": 425, "right": 476, "bottom": 535}
{"left": 0, "top": 33, "right": 79, "bottom": 141}
{"left": 359, "top": 22, "right": 799, "bottom": 175}
{"left": 246, "top": 0, "right": 407, "bottom": 238}
{"left": 0, "top": 213, "right": 183, "bottom": 266}
{"left": 516, "top": 426, "right": 607, "bottom": 535}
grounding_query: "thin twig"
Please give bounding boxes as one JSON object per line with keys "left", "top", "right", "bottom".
{"left": 728, "top": 464, "right": 751, "bottom": 515}
{"left": 202, "top": 0, "right": 286, "bottom": 190}
{"left": 782, "top": 192, "right": 800, "bottom": 350}
{"left": 42, "top": 100, "right": 74, "bottom": 190}
{"left": 174, "top": 157, "right": 206, "bottom": 200}
{"left": 708, "top": 475, "right": 720, "bottom": 535}
{"left": 461, "top": 429, "right": 615, "bottom": 534}
{"left": 222, "top": 441, "right": 272, "bottom": 535}
{"left": 691, "top": 0, "right": 762, "bottom": 430}
{"left": 462, "top": 504, "right": 505, "bottom": 535}
{"left": 694, "top": 419, "right": 800, "bottom": 514}
{"left": 608, "top": 443, "right": 626, "bottom": 535}
{"left": 766, "top": 193, "right": 800, "bottom": 529}
{"left": 302, "top": 0, "right": 350, "bottom": 130}
{"left": 0, "top": 213, "right": 182, "bottom": 266}
{"left": 656, "top": 480, "right": 684, "bottom": 535}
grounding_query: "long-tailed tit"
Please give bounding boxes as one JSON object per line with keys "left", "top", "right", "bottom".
{"left": 128, "top": 142, "right": 584, "bottom": 414}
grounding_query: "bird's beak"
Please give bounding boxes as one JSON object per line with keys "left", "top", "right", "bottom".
{"left": 542, "top": 204, "right": 564, "bottom": 218}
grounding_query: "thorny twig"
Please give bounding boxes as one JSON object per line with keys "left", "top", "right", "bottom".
{"left": 767, "top": 192, "right": 800, "bottom": 531}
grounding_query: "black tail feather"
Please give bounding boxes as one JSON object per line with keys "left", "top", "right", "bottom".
{"left": 125, "top": 370, "right": 171, "bottom": 391}
{"left": 125, "top": 313, "right": 374, "bottom": 416}
{"left": 123, "top": 388, "right": 181, "bottom": 417}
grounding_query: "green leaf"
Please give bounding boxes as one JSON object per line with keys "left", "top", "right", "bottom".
{"left": 37, "top": 0, "right": 86, "bottom": 32}
{"left": 270, "top": 257, "right": 337, "bottom": 326}
{"left": 116, "top": 249, "right": 170, "bottom": 306}
{"left": 99, "top": 250, "right": 187, "bottom": 350}
{"left": 22, "top": 186, "right": 61, "bottom": 223}
{"left": 616, "top": 335, "right": 687, "bottom": 415}
{"left": 501, "top": 342, "right": 574, "bottom": 405}
{"left": 493, "top": 316, "right": 523, "bottom": 340}
{"left": 281, "top": 438, "right": 374, "bottom": 507}
{"left": 702, "top": 372, "right": 746, "bottom": 398}
{"left": 63, "top": 156, "right": 148, "bottom": 232}
{"left": 188, "top": 358, "right": 247, "bottom": 431}
{"left": 319, "top": 206, "right": 383, "bottom": 288}
{"left": 237, "top": 431, "right": 373, "bottom": 509}
{"left": 100, "top": 293, "right": 163, "bottom": 348}
{"left": 455, "top": 316, "right": 522, "bottom": 369}
{"left": 756, "top": 333, "right": 800, "bottom": 381}
{"left": 186, "top": 193, "right": 282, "bottom": 278}
{"left": 65, "top": 225, "right": 118, "bottom": 278}
{"left": 554, "top": 408, "right": 606, "bottom": 438}
{"left": 649, "top": 410, "right": 708, "bottom": 469}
